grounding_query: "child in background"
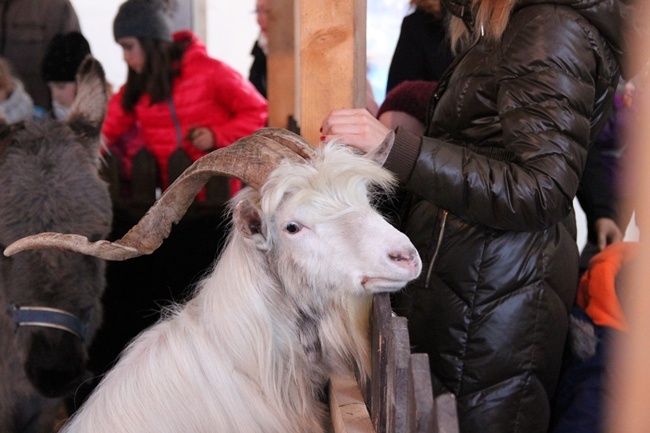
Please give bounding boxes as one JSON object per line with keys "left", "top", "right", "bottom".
{"left": 550, "top": 241, "right": 640, "bottom": 433}
{"left": 41, "top": 31, "right": 92, "bottom": 120}
{"left": 0, "top": 58, "right": 39, "bottom": 123}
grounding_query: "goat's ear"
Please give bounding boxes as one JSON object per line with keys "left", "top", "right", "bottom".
{"left": 233, "top": 198, "right": 269, "bottom": 250}
{"left": 365, "top": 130, "right": 395, "bottom": 166}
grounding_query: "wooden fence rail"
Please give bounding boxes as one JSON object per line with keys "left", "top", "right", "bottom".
{"left": 331, "top": 293, "right": 460, "bottom": 433}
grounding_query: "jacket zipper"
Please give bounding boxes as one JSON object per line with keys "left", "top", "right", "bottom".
{"left": 425, "top": 209, "right": 448, "bottom": 288}
{"left": 423, "top": 25, "right": 483, "bottom": 287}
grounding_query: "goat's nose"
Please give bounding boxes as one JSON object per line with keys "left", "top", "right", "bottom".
{"left": 388, "top": 247, "right": 421, "bottom": 275}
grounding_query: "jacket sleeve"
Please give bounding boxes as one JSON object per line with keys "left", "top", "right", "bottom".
{"left": 576, "top": 134, "right": 618, "bottom": 242}
{"left": 391, "top": 10, "right": 603, "bottom": 231}
{"left": 205, "top": 61, "right": 268, "bottom": 149}
{"left": 101, "top": 89, "right": 138, "bottom": 152}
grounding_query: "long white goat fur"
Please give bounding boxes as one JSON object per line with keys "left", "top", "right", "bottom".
{"left": 60, "top": 142, "right": 420, "bottom": 433}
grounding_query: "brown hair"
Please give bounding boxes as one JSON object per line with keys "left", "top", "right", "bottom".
{"left": 121, "top": 37, "right": 187, "bottom": 112}
{"left": 410, "top": 0, "right": 443, "bottom": 19}
{"left": 448, "top": 0, "right": 517, "bottom": 53}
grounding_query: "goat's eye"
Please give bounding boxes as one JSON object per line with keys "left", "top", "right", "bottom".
{"left": 284, "top": 222, "right": 303, "bottom": 234}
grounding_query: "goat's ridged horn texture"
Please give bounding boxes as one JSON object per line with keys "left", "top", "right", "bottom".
{"left": 4, "top": 128, "right": 314, "bottom": 260}
{"left": 253, "top": 127, "right": 319, "bottom": 161}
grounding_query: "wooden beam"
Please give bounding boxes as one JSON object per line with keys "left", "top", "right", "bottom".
{"left": 267, "top": 0, "right": 296, "bottom": 128}
{"left": 190, "top": 0, "right": 206, "bottom": 42}
{"left": 330, "top": 372, "right": 376, "bottom": 433}
{"left": 297, "top": 0, "right": 367, "bottom": 145}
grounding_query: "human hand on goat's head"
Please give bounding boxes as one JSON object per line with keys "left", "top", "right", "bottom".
{"left": 320, "top": 108, "right": 391, "bottom": 154}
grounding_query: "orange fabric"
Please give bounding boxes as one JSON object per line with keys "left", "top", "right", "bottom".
{"left": 576, "top": 241, "right": 640, "bottom": 332}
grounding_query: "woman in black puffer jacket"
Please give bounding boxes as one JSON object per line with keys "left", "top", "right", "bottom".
{"left": 321, "top": 1, "right": 633, "bottom": 432}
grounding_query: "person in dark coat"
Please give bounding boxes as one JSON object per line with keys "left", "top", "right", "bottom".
{"left": 321, "top": 0, "right": 631, "bottom": 431}
{"left": 386, "top": 0, "right": 453, "bottom": 93}
{"left": 41, "top": 31, "right": 92, "bottom": 121}
{"left": 0, "top": 0, "right": 80, "bottom": 110}
{"left": 249, "top": 0, "right": 268, "bottom": 98}
{"left": 577, "top": 80, "right": 636, "bottom": 273}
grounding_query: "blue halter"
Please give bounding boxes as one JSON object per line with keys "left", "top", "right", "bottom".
{"left": 11, "top": 304, "right": 88, "bottom": 342}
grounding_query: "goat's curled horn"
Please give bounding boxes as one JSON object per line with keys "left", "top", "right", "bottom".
{"left": 4, "top": 128, "right": 315, "bottom": 261}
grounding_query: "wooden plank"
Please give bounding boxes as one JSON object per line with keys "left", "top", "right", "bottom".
{"left": 388, "top": 316, "right": 410, "bottom": 433}
{"left": 409, "top": 354, "right": 435, "bottom": 433}
{"left": 371, "top": 293, "right": 392, "bottom": 433}
{"left": 297, "top": 0, "right": 367, "bottom": 145}
{"left": 190, "top": 0, "right": 206, "bottom": 42}
{"left": 267, "top": 0, "right": 296, "bottom": 128}
{"left": 330, "top": 372, "right": 376, "bottom": 433}
{"left": 434, "top": 393, "right": 460, "bottom": 433}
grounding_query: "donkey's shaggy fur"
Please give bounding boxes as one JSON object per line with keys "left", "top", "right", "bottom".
{"left": 60, "top": 142, "right": 421, "bottom": 433}
{"left": 0, "top": 58, "right": 111, "bottom": 432}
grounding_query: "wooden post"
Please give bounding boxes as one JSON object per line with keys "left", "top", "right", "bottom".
{"left": 330, "top": 372, "right": 376, "bottom": 433}
{"left": 296, "top": 0, "right": 367, "bottom": 145}
{"left": 190, "top": 0, "right": 207, "bottom": 42}
{"left": 605, "top": 4, "right": 650, "bottom": 431}
{"left": 267, "top": 0, "right": 296, "bottom": 128}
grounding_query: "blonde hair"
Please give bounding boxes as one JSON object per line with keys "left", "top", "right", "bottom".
{"left": 448, "top": 0, "right": 518, "bottom": 53}
{"left": 410, "top": 0, "right": 442, "bottom": 19}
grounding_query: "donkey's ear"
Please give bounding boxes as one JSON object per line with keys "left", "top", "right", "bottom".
{"left": 233, "top": 197, "right": 270, "bottom": 251}
{"left": 66, "top": 56, "right": 108, "bottom": 160}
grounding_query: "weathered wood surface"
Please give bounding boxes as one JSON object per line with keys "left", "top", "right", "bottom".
{"left": 267, "top": 0, "right": 296, "bottom": 129}
{"left": 330, "top": 372, "right": 376, "bottom": 433}
{"left": 331, "top": 293, "right": 460, "bottom": 433}
{"left": 296, "top": 0, "right": 367, "bottom": 145}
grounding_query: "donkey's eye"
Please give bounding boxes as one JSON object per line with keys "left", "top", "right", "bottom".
{"left": 284, "top": 222, "right": 303, "bottom": 234}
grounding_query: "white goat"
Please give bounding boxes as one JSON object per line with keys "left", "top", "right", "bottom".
{"left": 5, "top": 129, "right": 421, "bottom": 433}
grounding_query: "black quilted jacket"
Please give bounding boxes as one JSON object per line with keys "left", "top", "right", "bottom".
{"left": 383, "top": 1, "right": 626, "bottom": 432}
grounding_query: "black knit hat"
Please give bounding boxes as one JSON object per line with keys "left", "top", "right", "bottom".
{"left": 42, "top": 32, "right": 92, "bottom": 83}
{"left": 113, "top": 0, "right": 172, "bottom": 42}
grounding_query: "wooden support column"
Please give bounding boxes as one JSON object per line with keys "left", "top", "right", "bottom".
{"left": 267, "top": 0, "right": 296, "bottom": 128}
{"left": 297, "top": 0, "right": 367, "bottom": 145}
{"left": 190, "top": 0, "right": 207, "bottom": 42}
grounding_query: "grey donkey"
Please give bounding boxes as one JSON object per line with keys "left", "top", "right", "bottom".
{"left": 0, "top": 56, "right": 111, "bottom": 433}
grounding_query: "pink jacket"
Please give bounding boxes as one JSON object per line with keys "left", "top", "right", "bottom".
{"left": 102, "top": 31, "right": 268, "bottom": 195}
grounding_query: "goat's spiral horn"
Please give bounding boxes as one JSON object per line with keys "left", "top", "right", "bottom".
{"left": 4, "top": 128, "right": 315, "bottom": 261}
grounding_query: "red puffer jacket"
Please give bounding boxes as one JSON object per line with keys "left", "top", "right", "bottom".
{"left": 102, "top": 31, "right": 268, "bottom": 196}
